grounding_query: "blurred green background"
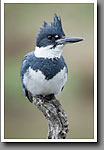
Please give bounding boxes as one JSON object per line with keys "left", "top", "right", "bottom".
{"left": 4, "top": 3, "right": 94, "bottom": 139}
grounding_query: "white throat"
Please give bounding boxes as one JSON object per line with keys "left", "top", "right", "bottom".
{"left": 34, "top": 45, "right": 64, "bottom": 59}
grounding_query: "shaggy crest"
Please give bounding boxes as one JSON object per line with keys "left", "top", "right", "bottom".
{"left": 43, "top": 14, "right": 61, "bottom": 28}
{"left": 36, "top": 14, "right": 65, "bottom": 47}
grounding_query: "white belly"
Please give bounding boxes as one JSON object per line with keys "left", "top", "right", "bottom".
{"left": 23, "top": 67, "right": 67, "bottom": 96}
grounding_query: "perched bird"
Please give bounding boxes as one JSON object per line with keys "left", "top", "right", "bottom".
{"left": 20, "top": 14, "right": 84, "bottom": 103}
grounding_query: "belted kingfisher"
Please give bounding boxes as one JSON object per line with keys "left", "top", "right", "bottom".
{"left": 20, "top": 14, "right": 84, "bottom": 103}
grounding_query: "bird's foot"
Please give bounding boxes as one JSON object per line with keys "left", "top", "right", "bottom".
{"left": 35, "top": 94, "right": 55, "bottom": 101}
{"left": 36, "top": 95, "right": 44, "bottom": 100}
{"left": 34, "top": 94, "right": 58, "bottom": 105}
{"left": 44, "top": 94, "right": 61, "bottom": 106}
{"left": 44, "top": 94, "right": 55, "bottom": 101}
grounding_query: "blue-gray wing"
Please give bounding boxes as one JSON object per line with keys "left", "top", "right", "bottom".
{"left": 60, "top": 56, "right": 68, "bottom": 73}
{"left": 60, "top": 56, "right": 68, "bottom": 91}
{"left": 20, "top": 51, "right": 35, "bottom": 97}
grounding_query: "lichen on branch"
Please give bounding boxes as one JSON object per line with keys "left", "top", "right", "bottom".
{"left": 32, "top": 95, "right": 69, "bottom": 139}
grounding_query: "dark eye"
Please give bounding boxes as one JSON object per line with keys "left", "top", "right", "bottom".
{"left": 48, "top": 35, "right": 53, "bottom": 40}
{"left": 55, "top": 35, "right": 60, "bottom": 40}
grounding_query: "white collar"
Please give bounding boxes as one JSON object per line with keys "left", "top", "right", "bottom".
{"left": 34, "top": 45, "right": 64, "bottom": 59}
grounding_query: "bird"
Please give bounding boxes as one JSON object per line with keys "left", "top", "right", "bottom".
{"left": 20, "top": 14, "right": 84, "bottom": 103}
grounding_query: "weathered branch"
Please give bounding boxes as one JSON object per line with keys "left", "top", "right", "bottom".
{"left": 32, "top": 96, "right": 69, "bottom": 139}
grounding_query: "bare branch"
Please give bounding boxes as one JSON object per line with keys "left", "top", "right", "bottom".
{"left": 32, "top": 96, "right": 69, "bottom": 139}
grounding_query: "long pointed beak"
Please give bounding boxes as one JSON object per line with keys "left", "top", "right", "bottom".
{"left": 56, "top": 36, "right": 84, "bottom": 45}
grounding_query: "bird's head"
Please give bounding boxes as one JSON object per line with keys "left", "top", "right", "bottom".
{"left": 35, "top": 14, "right": 84, "bottom": 58}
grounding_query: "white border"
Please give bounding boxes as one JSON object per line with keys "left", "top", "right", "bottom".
{"left": 0, "top": 0, "right": 97, "bottom": 4}
{"left": 1, "top": 0, "right": 97, "bottom": 142}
